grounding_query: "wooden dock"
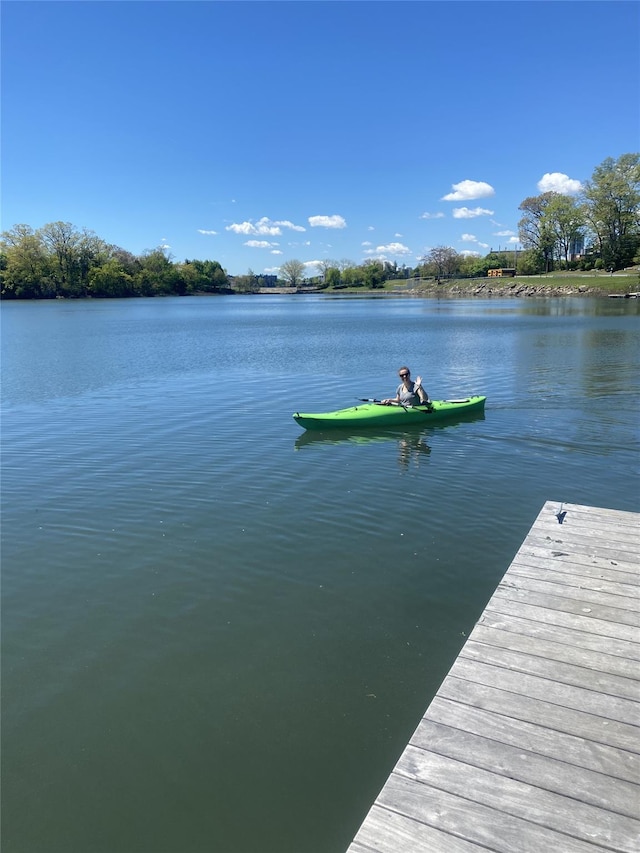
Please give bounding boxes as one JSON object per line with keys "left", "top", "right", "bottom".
{"left": 347, "top": 501, "right": 640, "bottom": 853}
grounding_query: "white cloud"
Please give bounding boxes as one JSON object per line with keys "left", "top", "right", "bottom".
{"left": 537, "top": 172, "right": 582, "bottom": 195}
{"left": 420, "top": 211, "right": 445, "bottom": 220}
{"left": 460, "top": 249, "right": 482, "bottom": 257}
{"left": 453, "top": 206, "right": 494, "bottom": 219}
{"left": 244, "top": 240, "right": 278, "bottom": 248}
{"left": 368, "top": 225, "right": 375, "bottom": 231}
{"left": 277, "top": 220, "right": 306, "bottom": 232}
{"left": 362, "top": 241, "right": 373, "bottom": 247}
{"left": 270, "top": 249, "right": 283, "bottom": 255}
{"left": 197, "top": 229, "right": 218, "bottom": 235}
{"left": 459, "top": 234, "right": 490, "bottom": 249}
{"left": 227, "top": 219, "right": 280, "bottom": 236}
{"left": 385, "top": 242, "right": 411, "bottom": 255}
{"left": 364, "top": 242, "right": 411, "bottom": 256}
{"left": 507, "top": 236, "right": 520, "bottom": 244}
{"left": 442, "top": 180, "right": 495, "bottom": 201}
{"left": 494, "top": 229, "right": 515, "bottom": 237}
{"left": 226, "top": 216, "right": 305, "bottom": 236}
{"left": 395, "top": 233, "right": 403, "bottom": 238}
{"left": 308, "top": 214, "right": 347, "bottom": 229}
{"left": 303, "top": 260, "right": 322, "bottom": 271}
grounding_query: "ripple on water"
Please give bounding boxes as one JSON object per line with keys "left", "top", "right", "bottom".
{"left": 2, "top": 297, "right": 638, "bottom": 853}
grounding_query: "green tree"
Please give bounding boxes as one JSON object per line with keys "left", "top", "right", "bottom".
{"left": 458, "top": 254, "right": 484, "bottom": 278}
{"left": 518, "top": 193, "right": 557, "bottom": 272}
{"left": 174, "top": 262, "right": 198, "bottom": 294}
{"left": 324, "top": 267, "right": 341, "bottom": 288}
{"left": 279, "top": 259, "right": 305, "bottom": 287}
{"left": 38, "top": 221, "right": 106, "bottom": 296}
{"left": 39, "top": 221, "right": 77, "bottom": 294}
{"left": 78, "top": 232, "right": 108, "bottom": 288}
{"left": 582, "top": 153, "right": 640, "bottom": 270}
{"left": 201, "top": 259, "right": 228, "bottom": 290}
{"left": 485, "top": 251, "right": 512, "bottom": 272}
{"left": 135, "top": 248, "right": 178, "bottom": 295}
{"left": 0, "top": 224, "right": 51, "bottom": 297}
{"left": 316, "top": 259, "right": 338, "bottom": 286}
{"left": 361, "top": 260, "right": 385, "bottom": 288}
{"left": 1, "top": 220, "right": 237, "bottom": 299}
{"left": 88, "top": 258, "right": 133, "bottom": 297}
{"left": 545, "top": 194, "right": 585, "bottom": 268}
{"left": 515, "top": 248, "right": 543, "bottom": 275}
{"left": 339, "top": 266, "right": 359, "bottom": 287}
{"left": 180, "top": 259, "right": 229, "bottom": 292}
{"left": 108, "top": 246, "right": 141, "bottom": 276}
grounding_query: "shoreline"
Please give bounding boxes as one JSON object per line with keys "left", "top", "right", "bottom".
{"left": 388, "top": 280, "right": 640, "bottom": 298}
{"left": 3, "top": 275, "right": 638, "bottom": 301}
{"left": 305, "top": 270, "right": 640, "bottom": 298}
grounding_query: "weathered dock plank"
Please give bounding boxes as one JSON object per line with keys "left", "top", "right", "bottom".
{"left": 513, "top": 547, "right": 640, "bottom": 578}
{"left": 507, "top": 563, "right": 639, "bottom": 599}
{"left": 491, "top": 585, "right": 639, "bottom": 628}
{"left": 469, "top": 622, "right": 639, "bottom": 677}
{"left": 448, "top": 655, "right": 638, "bottom": 724}
{"left": 477, "top": 610, "right": 640, "bottom": 661}
{"left": 425, "top": 696, "right": 638, "bottom": 783}
{"left": 483, "top": 596, "right": 639, "bottom": 643}
{"left": 346, "top": 501, "right": 640, "bottom": 853}
{"left": 438, "top": 677, "right": 640, "bottom": 754}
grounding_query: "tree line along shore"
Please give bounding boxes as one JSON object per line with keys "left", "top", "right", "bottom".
{"left": 2, "top": 153, "right": 638, "bottom": 300}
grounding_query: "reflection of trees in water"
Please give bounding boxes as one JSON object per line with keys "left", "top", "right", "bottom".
{"left": 523, "top": 326, "right": 638, "bottom": 401}
{"left": 580, "top": 329, "right": 638, "bottom": 397}
{"left": 397, "top": 435, "right": 431, "bottom": 472}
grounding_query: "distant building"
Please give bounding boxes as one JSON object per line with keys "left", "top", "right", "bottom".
{"left": 487, "top": 268, "right": 516, "bottom": 277}
{"left": 569, "top": 236, "right": 585, "bottom": 261}
{"left": 255, "top": 274, "right": 278, "bottom": 287}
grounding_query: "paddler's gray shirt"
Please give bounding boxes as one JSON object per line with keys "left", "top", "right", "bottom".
{"left": 396, "top": 381, "right": 421, "bottom": 406}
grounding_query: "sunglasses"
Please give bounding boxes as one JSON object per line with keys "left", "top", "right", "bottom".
{"left": 399, "top": 372, "right": 409, "bottom": 378}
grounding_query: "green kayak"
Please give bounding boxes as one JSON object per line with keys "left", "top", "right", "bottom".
{"left": 293, "top": 396, "right": 486, "bottom": 431}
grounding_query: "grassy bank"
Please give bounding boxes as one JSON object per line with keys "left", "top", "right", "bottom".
{"left": 381, "top": 269, "right": 640, "bottom": 297}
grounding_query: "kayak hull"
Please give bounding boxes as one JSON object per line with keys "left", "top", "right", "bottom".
{"left": 293, "top": 396, "right": 486, "bottom": 431}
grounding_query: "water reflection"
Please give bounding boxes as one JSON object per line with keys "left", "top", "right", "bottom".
{"left": 294, "top": 428, "right": 432, "bottom": 471}
{"left": 294, "top": 412, "right": 485, "bottom": 470}
{"left": 423, "top": 296, "right": 639, "bottom": 318}
{"left": 294, "top": 429, "right": 408, "bottom": 449}
{"left": 293, "top": 410, "right": 485, "bottom": 451}
{"left": 397, "top": 434, "right": 432, "bottom": 471}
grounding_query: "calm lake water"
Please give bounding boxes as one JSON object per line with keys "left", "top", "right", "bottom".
{"left": 2, "top": 295, "right": 639, "bottom": 853}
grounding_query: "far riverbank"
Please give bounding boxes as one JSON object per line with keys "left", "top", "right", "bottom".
{"left": 256, "top": 270, "right": 640, "bottom": 298}
{"left": 390, "top": 272, "right": 640, "bottom": 298}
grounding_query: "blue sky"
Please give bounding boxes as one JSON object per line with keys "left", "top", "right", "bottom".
{"left": 2, "top": 1, "right": 638, "bottom": 276}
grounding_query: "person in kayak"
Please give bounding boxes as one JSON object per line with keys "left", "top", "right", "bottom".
{"left": 381, "top": 366, "right": 431, "bottom": 407}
